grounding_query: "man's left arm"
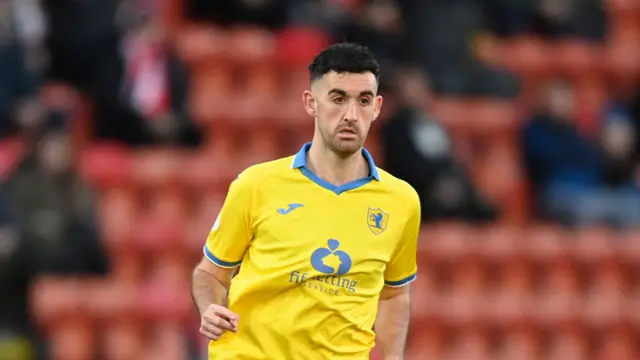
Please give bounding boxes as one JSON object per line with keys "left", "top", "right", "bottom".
{"left": 376, "top": 189, "right": 421, "bottom": 360}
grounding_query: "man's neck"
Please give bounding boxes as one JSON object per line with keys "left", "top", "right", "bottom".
{"left": 306, "top": 142, "right": 369, "bottom": 186}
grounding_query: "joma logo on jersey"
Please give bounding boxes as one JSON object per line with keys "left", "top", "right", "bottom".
{"left": 288, "top": 239, "right": 358, "bottom": 295}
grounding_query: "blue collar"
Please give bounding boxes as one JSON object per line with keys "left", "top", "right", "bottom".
{"left": 291, "top": 142, "right": 380, "bottom": 195}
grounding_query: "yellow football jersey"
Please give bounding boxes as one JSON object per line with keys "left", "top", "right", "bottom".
{"left": 203, "top": 142, "right": 420, "bottom": 360}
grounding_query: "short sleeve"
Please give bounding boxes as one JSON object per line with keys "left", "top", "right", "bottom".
{"left": 203, "top": 174, "right": 254, "bottom": 268}
{"left": 384, "top": 190, "right": 420, "bottom": 287}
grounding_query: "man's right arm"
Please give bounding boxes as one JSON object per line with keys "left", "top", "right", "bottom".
{"left": 192, "top": 257, "right": 235, "bottom": 317}
{"left": 191, "top": 171, "right": 255, "bottom": 339}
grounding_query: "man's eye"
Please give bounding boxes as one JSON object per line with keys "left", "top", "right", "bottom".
{"left": 333, "top": 97, "right": 345, "bottom": 104}
{"left": 360, "top": 98, "right": 371, "bottom": 105}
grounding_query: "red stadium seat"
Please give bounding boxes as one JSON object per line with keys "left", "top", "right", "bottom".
{"left": 546, "top": 327, "right": 589, "bottom": 360}
{"left": 99, "top": 189, "right": 138, "bottom": 254}
{"left": 143, "top": 325, "right": 191, "bottom": 360}
{"left": 102, "top": 321, "right": 145, "bottom": 360}
{"left": 80, "top": 144, "right": 134, "bottom": 188}
{"left": 137, "top": 276, "right": 191, "bottom": 324}
{"left": 30, "top": 277, "right": 86, "bottom": 329}
{"left": 536, "top": 262, "right": 582, "bottom": 327}
{"left": 189, "top": 65, "right": 234, "bottom": 127}
{"left": 85, "top": 280, "right": 138, "bottom": 320}
{"left": 502, "top": 37, "right": 553, "bottom": 78}
{"left": 604, "top": 25, "right": 640, "bottom": 81}
{"left": 226, "top": 26, "right": 276, "bottom": 65}
{"left": 132, "top": 149, "right": 183, "bottom": 189}
{"left": 552, "top": 40, "right": 604, "bottom": 78}
{"left": 446, "top": 327, "right": 492, "bottom": 360}
{"left": 174, "top": 25, "right": 230, "bottom": 66}
{"left": 495, "top": 326, "right": 540, "bottom": 360}
{"left": 571, "top": 226, "right": 617, "bottom": 264}
{"left": 49, "top": 320, "right": 95, "bottom": 360}
{"left": 524, "top": 225, "right": 567, "bottom": 263}
{"left": 595, "top": 325, "right": 637, "bottom": 360}
{"left": 275, "top": 27, "right": 331, "bottom": 68}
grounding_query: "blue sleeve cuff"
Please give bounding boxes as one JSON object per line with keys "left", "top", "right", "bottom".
{"left": 384, "top": 273, "right": 417, "bottom": 287}
{"left": 203, "top": 246, "right": 242, "bottom": 268}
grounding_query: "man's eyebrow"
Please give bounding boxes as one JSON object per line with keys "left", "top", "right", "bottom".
{"left": 327, "top": 89, "right": 375, "bottom": 97}
{"left": 328, "top": 88, "right": 347, "bottom": 96}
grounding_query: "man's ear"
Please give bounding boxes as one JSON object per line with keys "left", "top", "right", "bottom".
{"left": 303, "top": 90, "right": 317, "bottom": 117}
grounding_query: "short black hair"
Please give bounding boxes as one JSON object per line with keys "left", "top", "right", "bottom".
{"left": 308, "top": 43, "right": 381, "bottom": 83}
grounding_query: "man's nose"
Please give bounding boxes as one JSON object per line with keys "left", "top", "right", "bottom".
{"left": 343, "top": 101, "right": 358, "bottom": 122}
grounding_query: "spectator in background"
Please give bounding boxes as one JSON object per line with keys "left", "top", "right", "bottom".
{"left": 94, "top": 3, "right": 202, "bottom": 147}
{"left": 0, "top": 189, "right": 36, "bottom": 360}
{"left": 481, "top": 0, "right": 607, "bottom": 41}
{"left": 0, "top": 0, "right": 47, "bottom": 139}
{"left": 338, "top": 0, "right": 405, "bottom": 87}
{"left": 4, "top": 121, "right": 109, "bottom": 275}
{"left": 523, "top": 80, "right": 640, "bottom": 228}
{"left": 186, "top": 0, "right": 289, "bottom": 30}
{"left": 382, "top": 67, "right": 497, "bottom": 223}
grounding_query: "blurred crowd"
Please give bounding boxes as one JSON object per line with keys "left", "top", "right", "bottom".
{"left": 0, "top": 0, "right": 639, "bottom": 359}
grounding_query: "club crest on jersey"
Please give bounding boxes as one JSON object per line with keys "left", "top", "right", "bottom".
{"left": 367, "top": 208, "right": 389, "bottom": 235}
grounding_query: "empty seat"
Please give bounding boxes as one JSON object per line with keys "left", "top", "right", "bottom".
{"left": 132, "top": 149, "right": 183, "bottom": 189}
{"left": 225, "top": 26, "right": 276, "bottom": 65}
{"left": 502, "top": 37, "right": 553, "bottom": 78}
{"left": 30, "top": 277, "right": 86, "bottom": 329}
{"left": 447, "top": 327, "right": 492, "bottom": 360}
{"left": 274, "top": 27, "right": 330, "bottom": 68}
{"left": 545, "top": 327, "right": 589, "bottom": 360}
{"left": 49, "top": 320, "right": 95, "bottom": 360}
{"left": 80, "top": 144, "right": 134, "bottom": 188}
{"left": 495, "top": 326, "right": 540, "bottom": 360}
{"left": 536, "top": 262, "right": 581, "bottom": 327}
{"left": 552, "top": 40, "right": 603, "bottom": 78}
{"left": 189, "top": 65, "right": 234, "bottom": 126}
{"left": 143, "top": 325, "right": 191, "bottom": 360}
{"left": 174, "top": 25, "right": 229, "bottom": 66}
{"left": 85, "top": 279, "right": 138, "bottom": 320}
{"left": 102, "top": 321, "right": 145, "bottom": 360}
{"left": 99, "top": 189, "right": 138, "bottom": 254}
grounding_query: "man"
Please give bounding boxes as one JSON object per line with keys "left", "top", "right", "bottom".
{"left": 191, "top": 43, "right": 420, "bottom": 360}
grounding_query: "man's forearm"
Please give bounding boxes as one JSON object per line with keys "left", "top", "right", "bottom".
{"left": 375, "top": 292, "right": 411, "bottom": 360}
{"left": 191, "top": 267, "right": 229, "bottom": 316}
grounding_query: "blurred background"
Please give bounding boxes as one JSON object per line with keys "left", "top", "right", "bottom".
{"left": 0, "top": 0, "right": 639, "bottom": 359}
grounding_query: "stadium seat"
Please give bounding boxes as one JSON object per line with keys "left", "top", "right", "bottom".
{"left": 502, "top": 37, "right": 553, "bottom": 78}
{"left": 143, "top": 325, "right": 191, "bottom": 360}
{"left": 137, "top": 276, "right": 191, "bottom": 324}
{"left": 49, "top": 320, "right": 95, "bottom": 360}
{"left": 545, "top": 327, "right": 589, "bottom": 360}
{"left": 477, "top": 225, "right": 520, "bottom": 262}
{"left": 595, "top": 325, "right": 637, "bottom": 360}
{"left": 225, "top": 26, "right": 276, "bottom": 65}
{"left": 174, "top": 25, "right": 230, "bottom": 67}
{"left": 80, "top": 144, "right": 134, "bottom": 189}
{"left": 132, "top": 149, "right": 183, "bottom": 189}
{"left": 524, "top": 225, "right": 566, "bottom": 263}
{"left": 85, "top": 279, "right": 138, "bottom": 320}
{"left": 552, "top": 40, "right": 604, "bottom": 78}
{"left": 447, "top": 327, "right": 492, "bottom": 360}
{"left": 30, "top": 277, "right": 86, "bottom": 329}
{"left": 102, "top": 321, "right": 145, "bottom": 360}
{"left": 189, "top": 64, "right": 234, "bottom": 127}
{"left": 573, "top": 79, "right": 607, "bottom": 137}
{"left": 536, "top": 262, "right": 582, "bottom": 327}
{"left": 274, "top": 27, "right": 331, "bottom": 68}
{"left": 468, "top": 99, "right": 518, "bottom": 135}
{"left": 571, "top": 226, "right": 617, "bottom": 264}
{"left": 99, "top": 189, "right": 138, "bottom": 254}
{"left": 495, "top": 326, "right": 540, "bottom": 360}
{"left": 604, "top": 25, "right": 640, "bottom": 81}
{"left": 406, "top": 323, "right": 446, "bottom": 360}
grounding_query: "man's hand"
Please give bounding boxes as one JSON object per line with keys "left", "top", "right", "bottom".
{"left": 200, "top": 303, "right": 240, "bottom": 340}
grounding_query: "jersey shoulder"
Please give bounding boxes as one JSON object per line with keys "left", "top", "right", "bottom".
{"left": 376, "top": 168, "right": 420, "bottom": 207}
{"left": 234, "top": 155, "right": 295, "bottom": 188}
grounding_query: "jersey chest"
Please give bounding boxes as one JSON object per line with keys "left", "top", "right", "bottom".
{"left": 248, "top": 188, "right": 402, "bottom": 290}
